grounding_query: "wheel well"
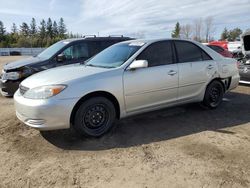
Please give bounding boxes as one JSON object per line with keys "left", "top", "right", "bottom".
{"left": 207, "top": 78, "right": 227, "bottom": 92}
{"left": 70, "top": 91, "right": 120, "bottom": 125}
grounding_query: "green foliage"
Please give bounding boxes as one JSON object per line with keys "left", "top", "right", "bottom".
{"left": 30, "top": 18, "right": 37, "bottom": 36}
{"left": 20, "top": 22, "right": 30, "bottom": 37}
{"left": 171, "top": 22, "right": 181, "bottom": 38}
{"left": 58, "top": 18, "right": 67, "bottom": 39}
{"left": 221, "top": 28, "right": 229, "bottom": 40}
{"left": 228, "top": 28, "right": 242, "bottom": 41}
{"left": 0, "top": 21, "right": 6, "bottom": 42}
{"left": 220, "top": 27, "right": 243, "bottom": 41}
{"left": 11, "top": 23, "right": 18, "bottom": 35}
{"left": 0, "top": 17, "right": 71, "bottom": 48}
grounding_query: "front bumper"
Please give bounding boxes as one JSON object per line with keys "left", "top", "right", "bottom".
{"left": 14, "top": 91, "right": 79, "bottom": 131}
{"left": 0, "top": 79, "right": 20, "bottom": 96}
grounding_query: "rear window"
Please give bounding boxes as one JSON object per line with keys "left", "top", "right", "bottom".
{"left": 208, "top": 45, "right": 224, "bottom": 53}
{"left": 175, "top": 41, "right": 212, "bottom": 63}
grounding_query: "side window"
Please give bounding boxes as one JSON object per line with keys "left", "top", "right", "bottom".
{"left": 209, "top": 45, "right": 223, "bottom": 53}
{"left": 137, "top": 41, "right": 173, "bottom": 67}
{"left": 175, "top": 41, "right": 211, "bottom": 63}
{"left": 72, "top": 43, "right": 89, "bottom": 59}
{"left": 202, "top": 51, "right": 212, "bottom": 60}
{"left": 62, "top": 46, "right": 73, "bottom": 60}
{"left": 216, "top": 46, "right": 224, "bottom": 53}
{"left": 89, "top": 41, "right": 112, "bottom": 56}
{"left": 62, "top": 43, "right": 89, "bottom": 61}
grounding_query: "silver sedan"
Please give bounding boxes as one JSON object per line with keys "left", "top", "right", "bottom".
{"left": 14, "top": 39, "right": 240, "bottom": 137}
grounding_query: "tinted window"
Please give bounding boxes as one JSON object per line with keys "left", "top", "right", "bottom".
{"left": 89, "top": 41, "right": 116, "bottom": 56}
{"left": 208, "top": 45, "right": 224, "bottom": 53}
{"left": 62, "top": 43, "right": 89, "bottom": 61}
{"left": 202, "top": 50, "right": 212, "bottom": 60}
{"left": 137, "top": 41, "right": 173, "bottom": 67}
{"left": 175, "top": 41, "right": 210, "bottom": 63}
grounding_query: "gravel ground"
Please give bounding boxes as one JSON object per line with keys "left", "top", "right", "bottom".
{"left": 0, "top": 56, "right": 249, "bottom": 188}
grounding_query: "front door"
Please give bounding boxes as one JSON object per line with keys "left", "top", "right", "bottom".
{"left": 58, "top": 42, "right": 90, "bottom": 65}
{"left": 123, "top": 41, "right": 178, "bottom": 113}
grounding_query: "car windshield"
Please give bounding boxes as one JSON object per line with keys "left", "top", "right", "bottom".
{"left": 85, "top": 42, "right": 144, "bottom": 68}
{"left": 37, "top": 41, "right": 68, "bottom": 59}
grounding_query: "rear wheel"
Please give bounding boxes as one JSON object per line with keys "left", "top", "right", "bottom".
{"left": 73, "top": 97, "right": 116, "bottom": 137}
{"left": 203, "top": 80, "right": 224, "bottom": 109}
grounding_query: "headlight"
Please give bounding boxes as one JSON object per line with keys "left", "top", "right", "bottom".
{"left": 2, "top": 71, "right": 22, "bottom": 80}
{"left": 23, "top": 85, "right": 66, "bottom": 99}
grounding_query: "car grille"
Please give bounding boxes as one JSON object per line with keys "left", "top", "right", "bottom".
{"left": 19, "top": 85, "right": 29, "bottom": 95}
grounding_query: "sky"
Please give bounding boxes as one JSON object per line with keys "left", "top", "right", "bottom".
{"left": 0, "top": 0, "right": 250, "bottom": 39}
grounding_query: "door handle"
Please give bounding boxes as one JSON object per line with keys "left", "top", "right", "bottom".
{"left": 207, "top": 65, "right": 214, "bottom": 70}
{"left": 168, "top": 70, "right": 177, "bottom": 76}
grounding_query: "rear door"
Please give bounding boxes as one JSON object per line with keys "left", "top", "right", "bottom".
{"left": 174, "top": 40, "right": 215, "bottom": 101}
{"left": 123, "top": 41, "right": 179, "bottom": 113}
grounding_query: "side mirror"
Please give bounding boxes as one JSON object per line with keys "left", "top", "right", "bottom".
{"left": 56, "top": 54, "right": 65, "bottom": 62}
{"left": 128, "top": 60, "right": 148, "bottom": 70}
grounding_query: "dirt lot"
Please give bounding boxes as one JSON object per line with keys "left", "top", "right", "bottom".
{"left": 0, "top": 56, "right": 249, "bottom": 188}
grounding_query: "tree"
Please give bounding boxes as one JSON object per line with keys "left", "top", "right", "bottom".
{"left": 221, "top": 27, "right": 229, "bottom": 40}
{"left": 180, "top": 24, "right": 192, "bottom": 39}
{"left": 46, "top": 18, "right": 53, "bottom": 38}
{"left": 58, "top": 18, "right": 67, "bottom": 39}
{"left": 0, "top": 21, "right": 6, "bottom": 40}
{"left": 228, "top": 28, "right": 242, "bottom": 41}
{"left": 193, "top": 18, "right": 203, "bottom": 42}
{"left": 171, "top": 22, "right": 181, "bottom": 38}
{"left": 9, "top": 23, "right": 19, "bottom": 47}
{"left": 30, "top": 18, "right": 37, "bottom": 36}
{"left": 38, "top": 19, "right": 47, "bottom": 46}
{"left": 20, "top": 22, "right": 30, "bottom": 37}
{"left": 0, "top": 17, "right": 69, "bottom": 47}
{"left": 39, "top": 19, "right": 46, "bottom": 37}
{"left": 11, "top": 23, "right": 18, "bottom": 34}
{"left": 52, "top": 21, "right": 58, "bottom": 37}
{"left": 204, "top": 16, "right": 215, "bottom": 42}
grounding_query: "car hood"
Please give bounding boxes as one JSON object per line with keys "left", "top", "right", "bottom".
{"left": 3, "top": 56, "right": 43, "bottom": 70}
{"left": 21, "top": 64, "right": 112, "bottom": 88}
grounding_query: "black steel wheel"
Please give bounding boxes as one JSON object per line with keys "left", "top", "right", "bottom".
{"left": 74, "top": 97, "right": 116, "bottom": 137}
{"left": 203, "top": 80, "right": 224, "bottom": 109}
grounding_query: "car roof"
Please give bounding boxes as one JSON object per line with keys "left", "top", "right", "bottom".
{"left": 61, "top": 36, "right": 133, "bottom": 43}
{"left": 119, "top": 38, "right": 204, "bottom": 45}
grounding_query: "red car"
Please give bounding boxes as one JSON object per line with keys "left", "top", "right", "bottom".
{"left": 207, "top": 44, "right": 233, "bottom": 58}
{"left": 209, "top": 41, "right": 228, "bottom": 50}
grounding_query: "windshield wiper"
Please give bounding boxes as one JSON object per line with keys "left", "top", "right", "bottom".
{"left": 85, "top": 64, "right": 98, "bottom": 67}
{"left": 85, "top": 64, "right": 114, "bottom": 69}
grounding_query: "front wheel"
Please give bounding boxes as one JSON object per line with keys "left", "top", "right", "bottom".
{"left": 203, "top": 80, "right": 224, "bottom": 109}
{"left": 73, "top": 97, "right": 116, "bottom": 137}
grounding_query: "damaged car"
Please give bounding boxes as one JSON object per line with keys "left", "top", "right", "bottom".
{"left": 0, "top": 36, "right": 132, "bottom": 96}
{"left": 238, "top": 31, "right": 250, "bottom": 84}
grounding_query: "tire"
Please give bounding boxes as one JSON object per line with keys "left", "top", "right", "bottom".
{"left": 203, "top": 80, "right": 224, "bottom": 109}
{"left": 73, "top": 97, "right": 116, "bottom": 137}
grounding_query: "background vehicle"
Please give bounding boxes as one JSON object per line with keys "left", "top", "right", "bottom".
{"left": 209, "top": 41, "right": 228, "bottom": 50}
{"left": 14, "top": 39, "right": 240, "bottom": 137}
{"left": 207, "top": 44, "right": 233, "bottom": 58}
{"left": 0, "top": 36, "right": 133, "bottom": 96}
{"left": 238, "top": 31, "right": 250, "bottom": 84}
